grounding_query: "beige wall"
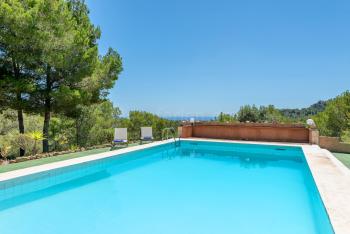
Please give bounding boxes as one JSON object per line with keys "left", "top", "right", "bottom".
{"left": 319, "top": 136, "right": 350, "bottom": 153}
{"left": 180, "top": 123, "right": 311, "bottom": 143}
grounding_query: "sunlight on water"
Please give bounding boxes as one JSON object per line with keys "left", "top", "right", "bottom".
{"left": 0, "top": 141, "right": 334, "bottom": 234}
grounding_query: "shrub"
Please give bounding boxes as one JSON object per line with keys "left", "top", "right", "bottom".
{"left": 26, "top": 131, "right": 45, "bottom": 155}
{"left": 314, "top": 91, "right": 350, "bottom": 137}
{"left": 0, "top": 144, "right": 11, "bottom": 160}
{"left": 341, "top": 130, "right": 350, "bottom": 143}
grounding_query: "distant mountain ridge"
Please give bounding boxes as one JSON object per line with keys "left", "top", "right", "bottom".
{"left": 279, "top": 100, "right": 328, "bottom": 119}
{"left": 163, "top": 100, "right": 328, "bottom": 122}
{"left": 164, "top": 116, "right": 215, "bottom": 121}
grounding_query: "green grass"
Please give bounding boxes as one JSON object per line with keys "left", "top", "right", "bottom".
{"left": 333, "top": 152, "right": 350, "bottom": 169}
{"left": 0, "top": 142, "right": 143, "bottom": 174}
{"left": 0, "top": 147, "right": 111, "bottom": 173}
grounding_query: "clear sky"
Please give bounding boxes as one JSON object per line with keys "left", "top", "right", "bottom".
{"left": 86, "top": 0, "right": 349, "bottom": 117}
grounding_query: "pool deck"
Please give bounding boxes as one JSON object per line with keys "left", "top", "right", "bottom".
{"left": 0, "top": 138, "right": 350, "bottom": 234}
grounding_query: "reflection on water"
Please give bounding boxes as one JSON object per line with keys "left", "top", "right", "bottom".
{"left": 0, "top": 171, "right": 111, "bottom": 211}
{"left": 0, "top": 141, "right": 304, "bottom": 210}
{"left": 0, "top": 141, "right": 334, "bottom": 234}
{"left": 177, "top": 148, "right": 303, "bottom": 168}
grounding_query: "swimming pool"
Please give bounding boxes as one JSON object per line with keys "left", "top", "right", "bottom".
{"left": 0, "top": 140, "right": 334, "bottom": 234}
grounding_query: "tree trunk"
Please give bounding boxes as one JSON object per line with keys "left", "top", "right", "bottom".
{"left": 42, "top": 99, "right": 51, "bottom": 153}
{"left": 43, "top": 66, "right": 52, "bottom": 153}
{"left": 76, "top": 119, "right": 80, "bottom": 146}
{"left": 13, "top": 60, "right": 25, "bottom": 156}
{"left": 17, "top": 108, "right": 25, "bottom": 156}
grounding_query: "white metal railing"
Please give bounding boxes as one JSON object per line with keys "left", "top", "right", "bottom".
{"left": 162, "top": 127, "right": 180, "bottom": 146}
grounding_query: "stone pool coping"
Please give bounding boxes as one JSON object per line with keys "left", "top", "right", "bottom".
{"left": 0, "top": 139, "right": 174, "bottom": 182}
{"left": 0, "top": 138, "right": 349, "bottom": 234}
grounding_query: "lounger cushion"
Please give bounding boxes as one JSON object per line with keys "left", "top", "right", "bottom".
{"left": 113, "top": 139, "right": 127, "bottom": 143}
{"left": 141, "top": 137, "right": 153, "bottom": 140}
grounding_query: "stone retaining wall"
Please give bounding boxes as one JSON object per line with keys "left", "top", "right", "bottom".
{"left": 180, "top": 123, "right": 312, "bottom": 143}
{"left": 319, "top": 136, "right": 350, "bottom": 153}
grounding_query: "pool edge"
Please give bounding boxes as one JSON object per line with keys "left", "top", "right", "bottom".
{"left": 1, "top": 137, "right": 350, "bottom": 234}
{"left": 0, "top": 139, "right": 174, "bottom": 182}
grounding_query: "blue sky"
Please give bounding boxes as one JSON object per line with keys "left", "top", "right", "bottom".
{"left": 86, "top": 0, "right": 350, "bottom": 117}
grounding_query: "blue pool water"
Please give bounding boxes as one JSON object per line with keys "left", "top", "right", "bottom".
{"left": 0, "top": 141, "right": 334, "bottom": 234}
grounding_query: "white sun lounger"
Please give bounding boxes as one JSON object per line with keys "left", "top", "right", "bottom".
{"left": 140, "top": 127, "right": 153, "bottom": 144}
{"left": 112, "top": 128, "right": 128, "bottom": 147}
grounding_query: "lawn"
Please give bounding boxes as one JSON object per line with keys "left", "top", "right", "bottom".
{"left": 0, "top": 143, "right": 143, "bottom": 174}
{"left": 0, "top": 147, "right": 111, "bottom": 173}
{"left": 333, "top": 152, "right": 350, "bottom": 169}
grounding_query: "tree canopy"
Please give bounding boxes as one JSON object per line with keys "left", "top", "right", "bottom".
{"left": 0, "top": 0, "right": 122, "bottom": 153}
{"left": 314, "top": 91, "right": 350, "bottom": 139}
{"left": 117, "top": 111, "right": 180, "bottom": 141}
{"left": 216, "top": 100, "right": 328, "bottom": 125}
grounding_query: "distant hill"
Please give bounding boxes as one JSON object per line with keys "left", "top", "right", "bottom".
{"left": 164, "top": 101, "right": 328, "bottom": 122}
{"left": 279, "top": 100, "right": 328, "bottom": 119}
{"left": 164, "top": 116, "right": 215, "bottom": 121}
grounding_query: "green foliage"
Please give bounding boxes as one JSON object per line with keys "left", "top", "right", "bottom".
{"left": 81, "top": 48, "right": 123, "bottom": 102}
{"left": 26, "top": 131, "right": 45, "bottom": 155}
{"left": 280, "top": 101, "right": 327, "bottom": 120}
{"left": 0, "top": 133, "right": 13, "bottom": 160}
{"left": 0, "top": 110, "right": 18, "bottom": 135}
{"left": 0, "top": 144, "right": 11, "bottom": 160}
{"left": 0, "top": 110, "right": 42, "bottom": 156}
{"left": 0, "top": 0, "right": 37, "bottom": 106}
{"left": 314, "top": 91, "right": 350, "bottom": 137}
{"left": 0, "top": 0, "right": 41, "bottom": 155}
{"left": 49, "top": 117, "right": 75, "bottom": 151}
{"left": 11, "top": 133, "right": 32, "bottom": 154}
{"left": 80, "top": 101, "right": 121, "bottom": 146}
{"left": 341, "top": 130, "right": 350, "bottom": 143}
{"left": 69, "top": 144, "right": 80, "bottom": 152}
{"left": 236, "top": 105, "right": 260, "bottom": 122}
{"left": 1, "top": 0, "right": 123, "bottom": 153}
{"left": 217, "top": 105, "right": 291, "bottom": 124}
{"left": 217, "top": 100, "right": 329, "bottom": 125}
{"left": 48, "top": 101, "right": 122, "bottom": 149}
{"left": 217, "top": 112, "right": 236, "bottom": 123}
{"left": 258, "top": 105, "right": 288, "bottom": 123}
{"left": 118, "top": 111, "right": 179, "bottom": 141}
{"left": 27, "top": 131, "right": 45, "bottom": 141}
